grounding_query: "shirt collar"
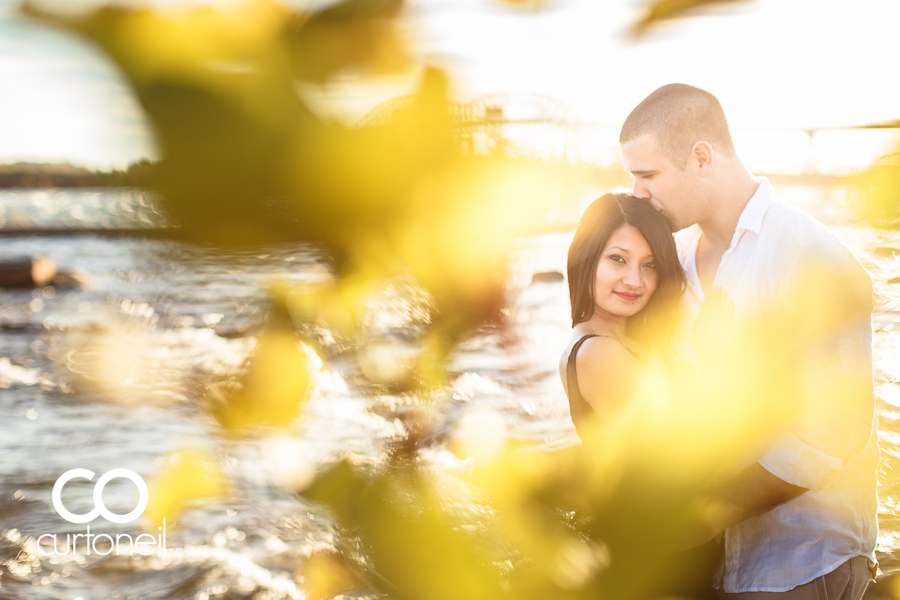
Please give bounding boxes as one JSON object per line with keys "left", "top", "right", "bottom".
{"left": 734, "top": 176, "right": 775, "bottom": 236}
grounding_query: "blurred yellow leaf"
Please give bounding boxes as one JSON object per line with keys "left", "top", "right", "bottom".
{"left": 630, "top": 0, "right": 750, "bottom": 38}
{"left": 282, "top": 276, "right": 363, "bottom": 338}
{"left": 208, "top": 297, "right": 319, "bottom": 431}
{"left": 302, "top": 458, "right": 509, "bottom": 600}
{"left": 857, "top": 153, "right": 900, "bottom": 226}
{"left": 282, "top": 0, "right": 409, "bottom": 82}
{"left": 302, "top": 551, "right": 362, "bottom": 600}
{"left": 145, "top": 448, "right": 228, "bottom": 528}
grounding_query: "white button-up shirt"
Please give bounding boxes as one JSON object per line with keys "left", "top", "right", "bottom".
{"left": 674, "top": 177, "right": 879, "bottom": 592}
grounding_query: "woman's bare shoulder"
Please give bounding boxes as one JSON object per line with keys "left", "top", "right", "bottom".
{"left": 575, "top": 335, "right": 641, "bottom": 371}
{"left": 573, "top": 336, "right": 644, "bottom": 414}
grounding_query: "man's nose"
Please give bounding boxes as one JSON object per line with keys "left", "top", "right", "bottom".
{"left": 632, "top": 179, "right": 650, "bottom": 200}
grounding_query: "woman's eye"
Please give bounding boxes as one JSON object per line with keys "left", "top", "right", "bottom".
{"left": 643, "top": 262, "right": 655, "bottom": 269}
{"left": 609, "top": 255, "right": 625, "bottom": 263}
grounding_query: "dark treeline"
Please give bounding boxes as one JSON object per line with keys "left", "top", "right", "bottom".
{"left": 0, "top": 160, "right": 156, "bottom": 189}
{"left": 0, "top": 159, "right": 853, "bottom": 191}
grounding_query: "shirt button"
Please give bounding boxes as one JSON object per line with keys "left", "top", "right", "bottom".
{"left": 840, "top": 342, "right": 850, "bottom": 351}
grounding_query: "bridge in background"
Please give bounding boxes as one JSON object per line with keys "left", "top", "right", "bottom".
{"left": 357, "top": 93, "right": 586, "bottom": 158}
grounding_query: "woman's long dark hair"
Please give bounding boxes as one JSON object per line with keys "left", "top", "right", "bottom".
{"left": 567, "top": 193, "right": 685, "bottom": 352}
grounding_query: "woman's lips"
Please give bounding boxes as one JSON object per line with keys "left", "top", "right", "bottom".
{"left": 614, "top": 292, "right": 640, "bottom": 302}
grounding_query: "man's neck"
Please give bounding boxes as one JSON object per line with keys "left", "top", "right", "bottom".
{"left": 697, "top": 164, "right": 760, "bottom": 251}
{"left": 693, "top": 163, "right": 760, "bottom": 298}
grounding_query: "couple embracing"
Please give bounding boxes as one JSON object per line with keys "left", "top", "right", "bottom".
{"left": 560, "top": 84, "right": 879, "bottom": 599}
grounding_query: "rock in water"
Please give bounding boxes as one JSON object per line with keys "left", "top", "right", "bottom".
{"left": 530, "top": 271, "right": 565, "bottom": 285}
{"left": 0, "top": 257, "right": 57, "bottom": 288}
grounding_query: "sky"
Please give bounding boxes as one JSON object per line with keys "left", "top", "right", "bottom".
{"left": 1, "top": 0, "right": 899, "bottom": 172}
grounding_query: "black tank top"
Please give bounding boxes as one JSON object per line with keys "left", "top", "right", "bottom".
{"left": 566, "top": 334, "right": 645, "bottom": 441}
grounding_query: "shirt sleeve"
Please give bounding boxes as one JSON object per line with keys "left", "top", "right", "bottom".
{"left": 758, "top": 431, "right": 844, "bottom": 490}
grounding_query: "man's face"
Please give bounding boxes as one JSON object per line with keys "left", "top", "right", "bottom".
{"left": 621, "top": 134, "right": 699, "bottom": 232}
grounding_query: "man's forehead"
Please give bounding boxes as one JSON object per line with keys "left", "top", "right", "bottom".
{"left": 621, "top": 134, "right": 668, "bottom": 170}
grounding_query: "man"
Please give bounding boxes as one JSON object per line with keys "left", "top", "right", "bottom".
{"left": 619, "top": 84, "right": 879, "bottom": 599}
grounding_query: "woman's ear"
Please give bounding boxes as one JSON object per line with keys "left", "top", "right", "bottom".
{"left": 691, "top": 141, "right": 714, "bottom": 176}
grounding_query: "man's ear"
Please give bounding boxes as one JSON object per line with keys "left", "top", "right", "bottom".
{"left": 691, "top": 141, "right": 714, "bottom": 176}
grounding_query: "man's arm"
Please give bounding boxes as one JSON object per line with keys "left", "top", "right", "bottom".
{"left": 719, "top": 463, "right": 808, "bottom": 525}
{"left": 710, "top": 464, "right": 807, "bottom": 539}
{"left": 674, "top": 464, "right": 807, "bottom": 550}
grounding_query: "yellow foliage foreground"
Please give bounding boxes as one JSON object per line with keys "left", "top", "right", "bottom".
{"left": 145, "top": 449, "right": 228, "bottom": 528}
{"left": 24, "top": 0, "right": 564, "bottom": 386}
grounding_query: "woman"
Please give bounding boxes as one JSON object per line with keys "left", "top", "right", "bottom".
{"left": 557, "top": 192, "right": 721, "bottom": 600}
{"left": 559, "top": 192, "right": 685, "bottom": 440}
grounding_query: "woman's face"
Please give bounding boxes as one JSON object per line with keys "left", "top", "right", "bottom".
{"left": 593, "top": 225, "right": 659, "bottom": 318}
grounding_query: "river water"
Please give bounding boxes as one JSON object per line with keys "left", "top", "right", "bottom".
{"left": 0, "top": 186, "right": 898, "bottom": 599}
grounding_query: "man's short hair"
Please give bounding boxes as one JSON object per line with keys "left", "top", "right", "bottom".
{"left": 619, "top": 84, "right": 736, "bottom": 169}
